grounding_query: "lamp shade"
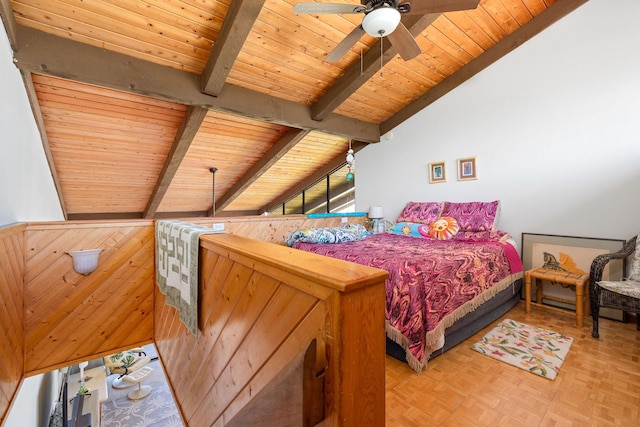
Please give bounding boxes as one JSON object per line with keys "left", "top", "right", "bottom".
{"left": 67, "top": 248, "right": 103, "bottom": 275}
{"left": 369, "top": 206, "right": 384, "bottom": 219}
{"left": 361, "top": 7, "right": 401, "bottom": 37}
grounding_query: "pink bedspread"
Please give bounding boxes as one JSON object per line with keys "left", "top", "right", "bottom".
{"left": 293, "top": 232, "right": 523, "bottom": 372}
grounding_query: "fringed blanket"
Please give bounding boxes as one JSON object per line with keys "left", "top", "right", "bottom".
{"left": 155, "top": 220, "right": 219, "bottom": 336}
{"left": 293, "top": 232, "right": 523, "bottom": 373}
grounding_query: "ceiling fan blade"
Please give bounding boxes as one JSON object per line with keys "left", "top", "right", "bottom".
{"left": 326, "top": 25, "right": 365, "bottom": 62}
{"left": 293, "top": 2, "right": 366, "bottom": 15}
{"left": 386, "top": 22, "right": 421, "bottom": 61}
{"left": 404, "top": 0, "right": 481, "bottom": 14}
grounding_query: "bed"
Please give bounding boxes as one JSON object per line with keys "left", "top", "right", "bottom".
{"left": 287, "top": 201, "right": 524, "bottom": 373}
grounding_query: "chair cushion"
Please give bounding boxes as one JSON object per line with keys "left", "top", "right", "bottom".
{"left": 598, "top": 280, "right": 640, "bottom": 299}
{"left": 628, "top": 235, "right": 640, "bottom": 282}
{"left": 104, "top": 351, "right": 150, "bottom": 374}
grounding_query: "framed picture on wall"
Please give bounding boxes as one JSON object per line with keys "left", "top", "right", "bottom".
{"left": 428, "top": 161, "right": 446, "bottom": 183}
{"left": 521, "top": 233, "right": 626, "bottom": 320}
{"left": 457, "top": 157, "right": 477, "bottom": 181}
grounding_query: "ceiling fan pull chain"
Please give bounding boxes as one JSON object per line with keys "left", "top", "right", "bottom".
{"left": 380, "top": 37, "right": 384, "bottom": 77}
{"left": 360, "top": 47, "right": 364, "bottom": 76}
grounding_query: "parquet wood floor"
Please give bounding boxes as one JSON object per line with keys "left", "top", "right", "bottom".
{"left": 385, "top": 301, "right": 640, "bottom": 427}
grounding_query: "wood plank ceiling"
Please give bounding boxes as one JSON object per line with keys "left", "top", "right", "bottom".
{"left": 1, "top": 0, "right": 587, "bottom": 219}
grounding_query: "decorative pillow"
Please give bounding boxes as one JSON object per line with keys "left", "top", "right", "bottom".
{"left": 396, "top": 201, "right": 443, "bottom": 225}
{"left": 428, "top": 217, "right": 460, "bottom": 240}
{"left": 441, "top": 200, "right": 500, "bottom": 232}
{"left": 628, "top": 234, "right": 640, "bottom": 282}
{"left": 285, "top": 223, "right": 370, "bottom": 247}
{"left": 386, "top": 222, "right": 431, "bottom": 239}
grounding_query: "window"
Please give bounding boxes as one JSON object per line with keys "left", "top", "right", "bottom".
{"left": 268, "top": 163, "right": 355, "bottom": 215}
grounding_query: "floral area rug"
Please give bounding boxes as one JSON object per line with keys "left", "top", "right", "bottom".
{"left": 471, "top": 318, "right": 573, "bottom": 380}
{"left": 101, "top": 358, "right": 184, "bottom": 426}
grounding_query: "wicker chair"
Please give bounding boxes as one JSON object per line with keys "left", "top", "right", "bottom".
{"left": 590, "top": 235, "right": 640, "bottom": 338}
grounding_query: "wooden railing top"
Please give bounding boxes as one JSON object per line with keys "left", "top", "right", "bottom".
{"left": 0, "top": 222, "right": 26, "bottom": 237}
{"left": 25, "top": 219, "right": 155, "bottom": 229}
{"left": 201, "top": 233, "right": 388, "bottom": 293}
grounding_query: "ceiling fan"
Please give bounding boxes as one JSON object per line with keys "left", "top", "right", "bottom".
{"left": 293, "top": 0, "right": 480, "bottom": 62}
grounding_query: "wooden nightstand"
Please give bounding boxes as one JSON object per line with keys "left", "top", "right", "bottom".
{"left": 524, "top": 267, "right": 590, "bottom": 327}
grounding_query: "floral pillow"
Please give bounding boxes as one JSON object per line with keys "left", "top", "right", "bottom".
{"left": 386, "top": 218, "right": 460, "bottom": 241}
{"left": 396, "top": 201, "right": 443, "bottom": 225}
{"left": 441, "top": 200, "right": 500, "bottom": 232}
{"left": 386, "top": 222, "right": 431, "bottom": 238}
{"left": 428, "top": 217, "right": 460, "bottom": 240}
{"left": 285, "top": 223, "right": 370, "bottom": 247}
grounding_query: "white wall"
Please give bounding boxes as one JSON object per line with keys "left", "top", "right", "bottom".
{"left": 4, "top": 372, "right": 60, "bottom": 427}
{"left": 0, "top": 24, "right": 63, "bottom": 226}
{"left": 0, "top": 22, "right": 63, "bottom": 427}
{"left": 356, "top": 0, "right": 640, "bottom": 248}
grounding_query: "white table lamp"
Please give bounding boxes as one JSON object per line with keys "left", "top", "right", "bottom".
{"left": 369, "top": 206, "right": 385, "bottom": 233}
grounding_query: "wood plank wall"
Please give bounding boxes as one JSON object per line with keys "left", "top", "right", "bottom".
{"left": 187, "top": 214, "right": 365, "bottom": 244}
{"left": 0, "top": 224, "right": 26, "bottom": 423}
{"left": 154, "top": 233, "right": 387, "bottom": 426}
{"left": 20, "top": 214, "right": 363, "bottom": 376}
{"left": 0, "top": 214, "right": 370, "bottom": 425}
{"left": 23, "top": 220, "right": 156, "bottom": 375}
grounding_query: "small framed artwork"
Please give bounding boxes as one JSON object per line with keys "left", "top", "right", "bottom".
{"left": 457, "top": 157, "right": 477, "bottom": 181}
{"left": 428, "top": 161, "right": 446, "bottom": 183}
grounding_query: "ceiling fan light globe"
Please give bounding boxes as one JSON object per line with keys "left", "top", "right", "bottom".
{"left": 362, "top": 7, "right": 401, "bottom": 37}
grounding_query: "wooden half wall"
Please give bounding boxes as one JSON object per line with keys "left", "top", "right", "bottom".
{"left": 154, "top": 233, "right": 388, "bottom": 426}
{"left": 21, "top": 215, "right": 361, "bottom": 375}
{"left": 1, "top": 214, "right": 378, "bottom": 425}
{"left": 0, "top": 224, "right": 26, "bottom": 423}
{"left": 23, "top": 220, "right": 156, "bottom": 375}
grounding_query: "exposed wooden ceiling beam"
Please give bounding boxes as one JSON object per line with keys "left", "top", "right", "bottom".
{"left": 311, "top": 14, "right": 439, "bottom": 121}
{"left": 144, "top": 106, "right": 209, "bottom": 218}
{"left": 380, "top": 0, "right": 590, "bottom": 134}
{"left": 13, "top": 26, "right": 381, "bottom": 143}
{"left": 214, "top": 128, "right": 311, "bottom": 213}
{"left": 201, "top": 0, "right": 266, "bottom": 97}
{"left": 0, "top": 0, "right": 17, "bottom": 51}
{"left": 67, "top": 212, "right": 145, "bottom": 221}
{"left": 260, "top": 140, "right": 368, "bottom": 214}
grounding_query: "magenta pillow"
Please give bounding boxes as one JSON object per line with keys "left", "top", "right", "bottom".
{"left": 396, "top": 201, "right": 443, "bottom": 225}
{"left": 441, "top": 201, "right": 500, "bottom": 232}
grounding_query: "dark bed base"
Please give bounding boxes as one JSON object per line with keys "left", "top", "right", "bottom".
{"left": 386, "top": 279, "right": 523, "bottom": 363}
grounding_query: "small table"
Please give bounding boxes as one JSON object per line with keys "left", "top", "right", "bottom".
{"left": 67, "top": 365, "right": 108, "bottom": 427}
{"left": 524, "top": 267, "right": 590, "bottom": 327}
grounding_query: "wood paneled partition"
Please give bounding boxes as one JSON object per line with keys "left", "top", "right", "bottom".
{"left": 24, "top": 221, "right": 156, "bottom": 375}
{"left": 0, "top": 215, "right": 375, "bottom": 425}
{"left": 188, "top": 214, "right": 365, "bottom": 244}
{"left": 0, "top": 224, "right": 26, "bottom": 423}
{"left": 154, "top": 233, "right": 388, "bottom": 426}
{"left": 19, "top": 215, "right": 361, "bottom": 376}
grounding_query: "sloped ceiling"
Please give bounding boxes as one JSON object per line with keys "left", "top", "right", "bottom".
{"left": 0, "top": 0, "right": 587, "bottom": 219}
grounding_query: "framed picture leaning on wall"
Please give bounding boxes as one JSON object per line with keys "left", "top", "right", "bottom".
{"left": 521, "top": 233, "right": 626, "bottom": 320}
